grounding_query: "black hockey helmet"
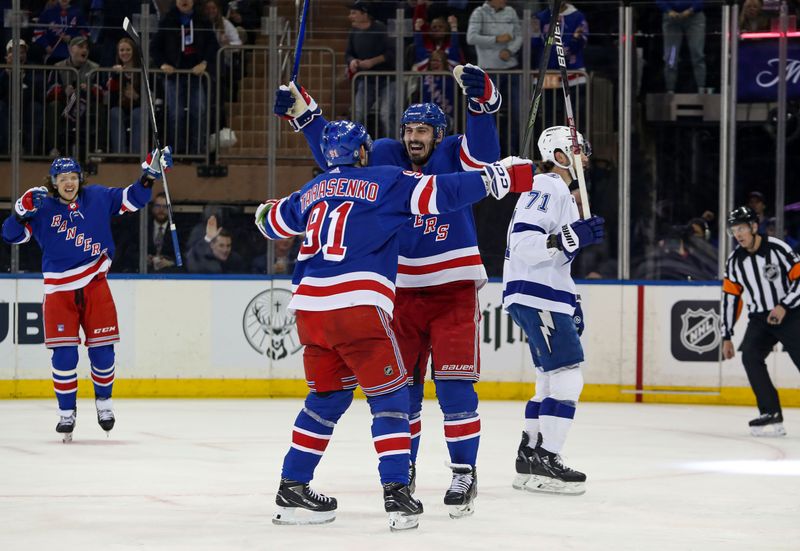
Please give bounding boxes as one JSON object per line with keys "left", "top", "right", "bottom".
{"left": 727, "top": 205, "right": 758, "bottom": 227}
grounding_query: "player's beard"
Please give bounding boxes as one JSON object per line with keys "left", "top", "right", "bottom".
{"left": 405, "top": 140, "right": 434, "bottom": 167}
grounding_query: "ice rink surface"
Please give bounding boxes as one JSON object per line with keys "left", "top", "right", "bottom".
{"left": 1, "top": 399, "right": 799, "bottom": 551}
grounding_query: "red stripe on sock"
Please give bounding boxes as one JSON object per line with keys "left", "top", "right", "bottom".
{"left": 373, "top": 436, "right": 410, "bottom": 455}
{"left": 292, "top": 431, "right": 330, "bottom": 453}
{"left": 444, "top": 418, "right": 481, "bottom": 439}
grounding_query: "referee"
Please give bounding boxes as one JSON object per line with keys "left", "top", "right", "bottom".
{"left": 721, "top": 206, "right": 800, "bottom": 436}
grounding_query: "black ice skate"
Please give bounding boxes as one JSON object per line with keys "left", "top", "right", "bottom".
{"left": 383, "top": 482, "right": 423, "bottom": 532}
{"left": 749, "top": 412, "right": 786, "bottom": 437}
{"left": 443, "top": 463, "right": 477, "bottom": 519}
{"left": 512, "top": 431, "right": 538, "bottom": 490}
{"left": 524, "top": 448, "right": 586, "bottom": 496}
{"left": 56, "top": 409, "right": 76, "bottom": 443}
{"left": 408, "top": 462, "right": 417, "bottom": 494}
{"left": 272, "top": 478, "right": 337, "bottom": 525}
{"left": 95, "top": 398, "right": 115, "bottom": 434}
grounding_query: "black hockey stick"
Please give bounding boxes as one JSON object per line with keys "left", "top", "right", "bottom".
{"left": 552, "top": 16, "right": 591, "bottom": 218}
{"left": 521, "top": 0, "right": 564, "bottom": 156}
{"left": 123, "top": 16, "right": 183, "bottom": 267}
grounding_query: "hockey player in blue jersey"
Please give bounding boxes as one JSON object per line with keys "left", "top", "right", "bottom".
{"left": 255, "top": 120, "right": 532, "bottom": 530}
{"left": 274, "top": 63, "right": 500, "bottom": 518}
{"left": 503, "top": 126, "right": 604, "bottom": 495}
{"left": 2, "top": 149, "right": 172, "bottom": 442}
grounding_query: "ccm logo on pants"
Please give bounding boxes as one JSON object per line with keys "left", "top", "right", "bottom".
{"left": 93, "top": 326, "right": 117, "bottom": 335}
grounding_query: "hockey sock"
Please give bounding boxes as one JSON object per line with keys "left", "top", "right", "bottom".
{"left": 524, "top": 400, "right": 541, "bottom": 444}
{"left": 51, "top": 346, "right": 79, "bottom": 411}
{"left": 409, "top": 381, "right": 424, "bottom": 464}
{"left": 88, "top": 345, "right": 115, "bottom": 399}
{"left": 436, "top": 380, "right": 480, "bottom": 465}
{"left": 367, "top": 387, "right": 411, "bottom": 485}
{"left": 538, "top": 366, "right": 583, "bottom": 454}
{"left": 281, "top": 390, "right": 353, "bottom": 483}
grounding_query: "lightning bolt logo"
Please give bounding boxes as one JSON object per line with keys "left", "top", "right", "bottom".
{"left": 538, "top": 311, "right": 555, "bottom": 353}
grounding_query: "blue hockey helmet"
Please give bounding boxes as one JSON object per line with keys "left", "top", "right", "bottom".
{"left": 401, "top": 103, "right": 447, "bottom": 138}
{"left": 48, "top": 157, "right": 84, "bottom": 192}
{"left": 320, "top": 120, "right": 373, "bottom": 167}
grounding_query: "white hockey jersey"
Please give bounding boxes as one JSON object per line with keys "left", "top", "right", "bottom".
{"left": 502, "top": 172, "right": 579, "bottom": 316}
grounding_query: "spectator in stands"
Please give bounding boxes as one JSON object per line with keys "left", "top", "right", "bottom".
{"left": 223, "top": 0, "right": 261, "bottom": 44}
{"left": 740, "top": 0, "right": 772, "bottom": 32}
{"left": 205, "top": 0, "right": 242, "bottom": 48}
{"left": 148, "top": 193, "right": 180, "bottom": 272}
{"left": 272, "top": 236, "right": 298, "bottom": 275}
{"left": 106, "top": 37, "right": 142, "bottom": 155}
{"left": 412, "top": 13, "right": 463, "bottom": 70}
{"left": 346, "top": 1, "right": 397, "bottom": 137}
{"left": 34, "top": 0, "right": 88, "bottom": 65}
{"left": 186, "top": 215, "right": 246, "bottom": 273}
{"left": 407, "top": 49, "right": 457, "bottom": 123}
{"left": 467, "top": 0, "right": 521, "bottom": 153}
{"left": 0, "top": 39, "right": 45, "bottom": 155}
{"left": 150, "top": 0, "right": 218, "bottom": 156}
{"left": 747, "top": 191, "right": 769, "bottom": 226}
{"left": 45, "top": 35, "right": 104, "bottom": 157}
{"left": 90, "top": 0, "right": 141, "bottom": 67}
{"left": 657, "top": 1, "right": 707, "bottom": 93}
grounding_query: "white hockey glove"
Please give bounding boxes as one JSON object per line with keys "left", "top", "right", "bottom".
{"left": 482, "top": 156, "right": 534, "bottom": 200}
{"left": 273, "top": 81, "right": 321, "bottom": 132}
{"left": 453, "top": 63, "right": 501, "bottom": 114}
{"left": 254, "top": 199, "right": 279, "bottom": 238}
{"left": 14, "top": 186, "right": 49, "bottom": 219}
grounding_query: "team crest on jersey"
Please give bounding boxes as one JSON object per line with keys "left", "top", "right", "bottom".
{"left": 763, "top": 264, "right": 779, "bottom": 281}
{"left": 383, "top": 365, "right": 394, "bottom": 376}
{"left": 242, "top": 289, "right": 302, "bottom": 359}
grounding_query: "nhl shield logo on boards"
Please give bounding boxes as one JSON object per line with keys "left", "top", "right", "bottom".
{"left": 670, "top": 300, "right": 721, "bottom": 362}
{"left": 242, "top": 289, "right": 302, "bottom": 359}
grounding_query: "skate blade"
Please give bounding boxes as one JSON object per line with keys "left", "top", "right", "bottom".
{"left": 523, "top": 475, "right": 585, "bottom": 496}
{"left": 512, "top": 473, "right": 530, "bottom": 490}
{"left": 447, "top": 502, "right": 475, "bottom": 519}
{"left": 750, "top": 424, "right": 787, "bottom": 437}
{"left": 61, "top": 433, "right": 73, "bottom": 444}
{"left": 388, "top": 512, "right": 420, "bottom": 532}
{"left": 272, "top": 506, "right": 336, "bottom": 526}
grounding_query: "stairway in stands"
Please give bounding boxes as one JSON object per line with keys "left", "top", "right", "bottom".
{"left": 224, "top": 0, "right": 353, "bottom": 161}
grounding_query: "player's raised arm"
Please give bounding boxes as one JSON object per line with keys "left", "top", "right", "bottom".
{"left": 105, "top": 147, "right": 174, "bottom": 217}
{"left": 2, "top": 186, "right": 49, "bottom": 244}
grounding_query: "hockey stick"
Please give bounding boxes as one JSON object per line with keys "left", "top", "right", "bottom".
{"left": 521, "top": 0, "right": 564, "bottom": 156}
{"left": 552, "top": 16, "right": 591, "bottom": 218}
{"left": 123, "top": 17, "right": 183, "bottom": 267}
{"left": 291, "top": 0, "right": 311, "bottom": 83}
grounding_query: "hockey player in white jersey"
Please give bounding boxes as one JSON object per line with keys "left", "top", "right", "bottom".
{"left": 502, "top": 126, "right": 604, "bottom": 495}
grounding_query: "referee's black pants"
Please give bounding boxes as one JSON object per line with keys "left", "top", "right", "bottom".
{"left": 739, "top": 309, "right": 800, "bottom": 414}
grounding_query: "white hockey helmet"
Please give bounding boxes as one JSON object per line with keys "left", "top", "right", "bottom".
{"left": 537, "top": 126, "right": 591, "bottom": 180}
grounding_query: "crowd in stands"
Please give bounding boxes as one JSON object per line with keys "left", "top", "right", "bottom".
{"left": 3, "top": 0, "right": 800, "bottom": 276}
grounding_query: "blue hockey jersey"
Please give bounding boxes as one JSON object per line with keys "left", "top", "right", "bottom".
{"left": 2, "top": 181, "right": 152, "bottom": 294}
{"left": 257, "top": 165, "right": 490, "bottom": 315}
{"left": 301, "top": 112, "right": 500, "bottom": 288}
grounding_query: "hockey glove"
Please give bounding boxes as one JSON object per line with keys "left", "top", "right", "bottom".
{"left": 483, "top": 156, "right": 534, "bottom": 200}
{"left": 453, "top": 63, "right": 501, "bottom": 114}
{"left": 254, "top": 199, "right": 279, "bottom": 239}
{"left": 557, "top": 215, "right": 605, "bottom": 260}
{"left": 141, "top": 147, "right": 173, "bottom": 181}
{"left": 573, "top": 301, "right": 585, "bottom": 337}
{"left": 14, "top": 186, "right": 49, "bottom": 219}
{"left": 273, "top": 82, "right": 321, "bottom": 132}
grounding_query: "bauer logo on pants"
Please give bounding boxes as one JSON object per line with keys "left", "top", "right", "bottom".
{"left": 671, "top": 301, "right": 721, "bottom": 361}
{"left": 242, "top": 289, "right": 302, "bottom": 359}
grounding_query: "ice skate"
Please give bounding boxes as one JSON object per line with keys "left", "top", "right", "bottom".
{"left": 749, "top": 412, "right": 786, "bottom": 437}
{"left": 56, "top": 409, "right": 76, "bottom": 443}
{"left": 443, "top": 463, "right": 477, "bottom": 519}
{"left": 95, "top": 398, "right": 115, "bottom": 434}
{"left": 383, "top": 482, "right": 423, "bottom": 531}
{"left": 408, "top": 462, "right": 417, "bottom": 494}
{"left": 272, "top": 478, "right": 337, "bottom": 525}
{"left": 524, "top": 449, "right": 586, "bottom": 496}
{"left": 513, "top": 431, "right": 538, "bottom": 490}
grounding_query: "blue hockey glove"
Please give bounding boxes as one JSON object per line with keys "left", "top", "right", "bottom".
{"left": 141, "top": 147, "right": 173, "bottom": 180}
{"left": 453, "top": 63, "right": 501, "bottom": 114}
{"left": 573, "top": 302, "right": 585, "bottom": 336}
{"left": 274, "top": 82, "right": 321, "bottom": 132}
{"left": 557, "top": 215, "right": 605, "bottom": 260}
{"left": 14, "top": 186, "right": 49, "bottom": 219}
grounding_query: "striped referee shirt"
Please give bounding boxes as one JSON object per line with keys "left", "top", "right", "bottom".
{"left": 722, "top": 236, "right": 800, "bottom": 338}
